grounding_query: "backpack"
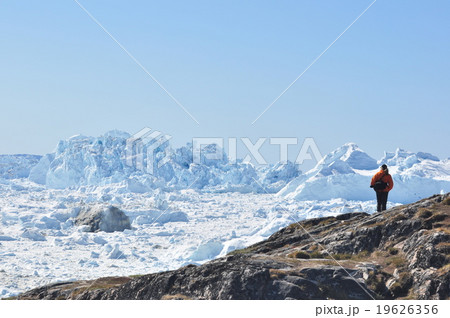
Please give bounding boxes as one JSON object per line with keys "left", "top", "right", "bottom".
{"left": 372, "top": 175, "right": 388, "bottom": 191}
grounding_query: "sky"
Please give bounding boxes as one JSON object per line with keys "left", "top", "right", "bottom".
{"left": 0, "top": 0, "right": 449, "bottom": 165}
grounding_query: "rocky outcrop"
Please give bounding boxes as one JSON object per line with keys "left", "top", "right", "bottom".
{"left": 18, "top": 194, "right": 449, "bottom": 300}
{"left": 74, "top": 206, "right": 131, "bottom": 233}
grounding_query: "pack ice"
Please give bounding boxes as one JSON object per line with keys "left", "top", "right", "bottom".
{"left": 0, "top": 131, "right": 449, "bottom": 298}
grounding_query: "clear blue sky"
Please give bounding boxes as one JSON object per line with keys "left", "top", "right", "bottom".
{"left": 1, "top": 0, "right": 449, "bottom": 164}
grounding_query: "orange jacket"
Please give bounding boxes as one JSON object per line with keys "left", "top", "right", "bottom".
{"left": 371, "top": 170, "right": 394, "bottom": 192}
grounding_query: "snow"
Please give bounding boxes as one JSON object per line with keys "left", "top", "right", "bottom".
{"left": 18, "top": 132, "right": 299, "bottom": 192}
{"left": 339, "top": 143, "right": 379, "bottom": 170}
{"left": 20, "top": 229, "right": 46, "bottom": 242}
{"left": 316, "top": 143, "right": 378, "bottom": 171}
{"left": 0, "top": 131, "right": 448, "bottom": 298}
{"left": 279, "top": 144, "right": 450, "bottom": 204}
{"left": 131, "top": 210, "right": 189, "bottom": 225}
{"left": 0, "top": 179, "right": 389, "bottom": 298}
{"left": 0, "top": 236, "right": 16, "bottom": 242}
{"left": 378, "top": 148, "right": 440, "bottom": 167}
{"left": 0, "top": 154, "right": 41, "bottom": 179}
{"left": 107, "top": 244, "right": 127, "bottom": 260}
{"left": 190, "top": 241, "right": 224, "bottom": 262}
{"left": 28, "top": 154, "right": 54, "bottom": 185}
{"left": 6, "top": 132, "right": 447, "bottom": 203}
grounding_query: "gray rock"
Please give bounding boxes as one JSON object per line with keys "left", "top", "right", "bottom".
{"left": 75, "top": 206, "right": 131, "bottom": 233}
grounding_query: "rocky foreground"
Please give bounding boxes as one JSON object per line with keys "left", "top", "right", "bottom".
{"left": 17, "top": 194, "right": 449, "bottom": 300}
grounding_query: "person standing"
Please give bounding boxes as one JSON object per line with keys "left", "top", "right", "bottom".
{"left": 370, "top": 164, "right": 394, "bottom": 212}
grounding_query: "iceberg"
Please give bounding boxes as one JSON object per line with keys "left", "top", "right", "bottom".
{"left": 279, "top": 144, "right": 450, "bottom": 204}
{"left": 0, "top": 154, "right": 41, "bottom": 179}
{"left": 1, "top": 130, "right": 448, "bottom": 204}
{"left": 24, "top": 131, "right": 300, "bottom": 192}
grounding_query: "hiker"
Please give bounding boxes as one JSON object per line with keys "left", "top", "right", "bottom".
{"left": 370, "top": 164, "right": 394, "bottom": 212}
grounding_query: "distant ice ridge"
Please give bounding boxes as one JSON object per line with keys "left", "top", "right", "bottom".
{"left": 278, "top": 143, "right": 450, "bottom": 204}
{"left": 0, "top": 154, "right": 41, "bottom": 179}
{"left": 1, "top": 132, "right": 449, "bottom": 203}
{"left": 25, "top": 130, "right": 300, "bottom": 193}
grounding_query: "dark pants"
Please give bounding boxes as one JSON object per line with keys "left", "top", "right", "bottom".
{"left": 376, "top": 191, "right": 389, "bottom": 212}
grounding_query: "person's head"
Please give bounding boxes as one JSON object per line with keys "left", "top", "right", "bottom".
{"left": 381, "top": 164, "right": 388, "bottom": 174}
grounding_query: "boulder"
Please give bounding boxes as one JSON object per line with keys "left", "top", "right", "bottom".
{"left": 75, "top": 206, "right": 131, "bottom": 233}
